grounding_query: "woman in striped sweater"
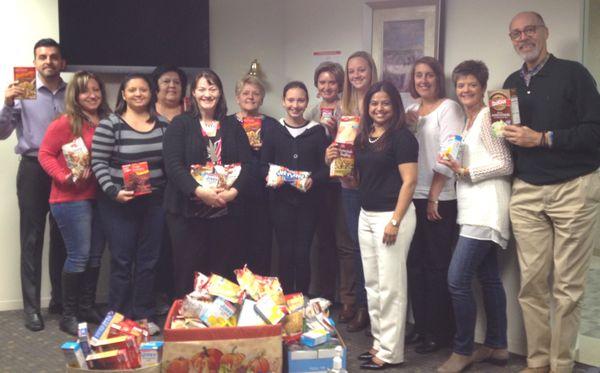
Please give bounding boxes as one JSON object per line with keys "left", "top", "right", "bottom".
{"left": 91, "top": 74, "right": 167, "bottom": 334}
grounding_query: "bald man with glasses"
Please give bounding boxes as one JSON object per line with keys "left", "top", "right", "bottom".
{"left": 502, "top": 11, "right": 600, "bottom": 373}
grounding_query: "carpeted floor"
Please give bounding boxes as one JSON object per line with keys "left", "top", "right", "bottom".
{"left": 0, "top": 307, "right": 598, "bottom": 372}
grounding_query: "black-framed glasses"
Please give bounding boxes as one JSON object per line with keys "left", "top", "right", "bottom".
{"left": 509, "top": 24, "right": 545, "bottom": 40}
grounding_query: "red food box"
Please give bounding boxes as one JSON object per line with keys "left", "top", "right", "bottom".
{"left": 163, "top": 299, "right": 283, "bottom": 373}
{"left": 122, "top": 161, "right": 152, "bottom": 196}
{"left": 13, "top": 67, "right": 36, "bottom": 100}
{"left": 242, "top": 116, "right": 262, "bottom": 147}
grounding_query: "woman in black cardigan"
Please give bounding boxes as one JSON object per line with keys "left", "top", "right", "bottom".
{"left": 163, "top": 69, "right": 252, "bottom": 296}
{"left": 261, "top": 81, "right": 329, "bottom": 294}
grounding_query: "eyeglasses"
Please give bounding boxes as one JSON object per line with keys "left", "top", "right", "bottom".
{"left": 159, "top": 78, "right": 181, "bottom": 86}
{"left": 509, "top": 24, "right": 545, "bottom": 40}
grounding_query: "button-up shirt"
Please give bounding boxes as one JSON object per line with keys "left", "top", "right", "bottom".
{"left": 0, "top": 75, "right": 66, "bottom": 156}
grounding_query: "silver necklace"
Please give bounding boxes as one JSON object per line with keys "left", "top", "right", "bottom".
{"left": 368, "top": 135, "right": 382, "bottom": 143}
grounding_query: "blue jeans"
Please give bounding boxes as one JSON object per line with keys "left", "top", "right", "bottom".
{"left": 50, "top": 200, "right": 104, "bottom": 273}
{"left": 97, "top": 192, "right": 165, "bottom": 320}
{"left": 447, "top": 236, "right": 507, "bottom": 355}
{"left": 341, "top": 187, "right": 366, "bottom": 306}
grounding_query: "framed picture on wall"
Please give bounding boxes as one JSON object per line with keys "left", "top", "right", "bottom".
{"left": 370, "top": 0, "right": 444, "bottom": 94}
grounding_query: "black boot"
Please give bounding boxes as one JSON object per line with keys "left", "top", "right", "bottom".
{"left": 60, "top": 271, "right": 82, "bottom": 336}
{"left": 79, "top": 266, "right": 103, "bottom": 324}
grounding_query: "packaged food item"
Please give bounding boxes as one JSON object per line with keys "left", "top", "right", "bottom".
{"left": 255, "top": 274, "right": 286, "bottom": 306}
{"left": 320, "top": 107, "right": 335, "bottom": 123}
{"left": 92, "top": 310, "right": 125, "bottom": 343}
{"left": 243, "top": 116, "right": 263, "bottom": 147}
{"left": 439, "top": 135, "right": 463, "bottom": 161}
{"left": 91, "top": 335, "right": 140, "bottom": 368}
{"left": 330, "top": 116, "right": 360, "bottom": 177}
{"left": 283, "top": 311, "right": 304, "bottom": 336}
{"left": 215, "top": 163, "right": 241, "bottom": 188}
{"left": 492, "top": 120, "right": 507, "bottom": 138}
{"left": 61, "top": 341, "right": 87, "bottom": 368}
{"left": 61, "top": 137, "right": 90, "bottom": 181}
{"left": 488, "top": 89, "right": 520, "bottom": 126}
{"left": 200, "top": 297, "right": 238, "bottom": 327}
{"left": 139, "top": 341, "right": 163, "bottom": 367}
{"left": 77, "top": 322, "right": 93, "bottom": 357}
{"left": 180, "top": 294, "right": 212, "bottom": 318}
{"left": 235, "top": 265, "right": 262, "bottom": 301}
{"left": 122, "top": 161, "right": 152, "bottom": 196}
{"left": 206, "top": 274, "right": 244, "bottom": 304}
{"left": 237, "top": 299, "right": 267, "bottom": 326}
{"left": 254, "top": 294, "right": 287, "bottom": 325}
{"left": 300, "top": 328, "right": 330, "bottom": 347}
{"left": 190, "top": 162, "right": 220, "bottom": 188}
{"left": 86, "top": 349, "right": 133, "bottom": 370}
{"left": 285, "top": 293, "right": 305, "bottom": 313}
{"left": 13, "top": 67, "right": 36, "bottom": 100}
{"left": 265, "top": 164, "right": 311, "bottom": 192}
{"left": 107, "top": 319, "right": 148, "bottom": 345}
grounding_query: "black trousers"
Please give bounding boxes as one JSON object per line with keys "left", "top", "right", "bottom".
{"left": 242, "top": 192, "right": 273, "bottom": 276}
{"left": 17, "top": 156, "right": 66, "bottom": 315}
{"left": 407, "top": 198, "right": 458, "bottom": 344}
{"left": 270, "top": 196, "right": 318, "bottom": 294}
{"left": 167, "top": 212, "right": 244, "bottom": 298}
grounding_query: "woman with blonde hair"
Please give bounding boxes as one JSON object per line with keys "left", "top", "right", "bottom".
{"left": 325, "top": 51, "right": 378, "bottom": 332}
{"left": 39, "top": 71, "right": 110, "bottom": 335}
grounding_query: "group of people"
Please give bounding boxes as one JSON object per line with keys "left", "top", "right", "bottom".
{"left": 1, "top": 10, "right": 599, "bottom": 373}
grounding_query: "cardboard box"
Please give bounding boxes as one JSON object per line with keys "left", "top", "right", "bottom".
{"left": 66, "top": 363, "right": 161, "bottom": 372}
{"left": 286, "top": 334, "right": 347, "bottom": 373}
{"left": 162, "top": 300, "right": 283, "bottom": 373}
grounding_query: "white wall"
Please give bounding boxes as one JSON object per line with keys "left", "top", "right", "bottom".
{"left": 0, "top": 0, "right": 588, "bottom": 356}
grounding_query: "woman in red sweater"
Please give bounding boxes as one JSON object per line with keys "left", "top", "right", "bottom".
{"left": 39, "top": 71, "right": 110, "bottom": 335}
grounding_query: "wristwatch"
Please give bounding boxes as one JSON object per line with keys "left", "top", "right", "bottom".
{"left": 390, "top": 219, "right": 399, "bottom": 227}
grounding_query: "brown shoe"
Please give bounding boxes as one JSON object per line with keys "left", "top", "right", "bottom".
{"left": 347, "top": 307, "right": 369, "bottom": 332}
{"left": 472, "top": 346, "right": 509, "bottom": 365}
{"left": 519, "top": 368, "right": 550, "bottom": 373}
{"left": 437, "top": 353, "right": 473, "bottom": 373}
{"left": 338, "top": 304, "right": 356, "bottom": 323}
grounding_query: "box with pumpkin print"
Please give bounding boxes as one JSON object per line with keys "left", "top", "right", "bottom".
{"left": 162, "top": 299, "right": 282, "bottom": 373}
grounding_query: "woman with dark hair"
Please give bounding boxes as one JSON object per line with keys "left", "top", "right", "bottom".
{"left": 163, "top": 69, "right": 252, "bottom": 295}
{"left": 91, "top": 74, "right": 167, "bottom": 335}
{"left": 324, "top": 51, "right": 379, "bottom": 332}
{"left": 353, "top": 81, "right": 418, "bottom": 369}
{"left": 260, "top": 81, "right": 328, "bottom": 294}
{"left": 151, "top": 65, "right": 187, "bottom": 122}
{"left": 39, "top": 71, "right": 110, "bottom": 335}
{"left": 150, "top": 65, "right": 187, "bottom": 314}
{"left": 404, "top": 56, "right": 464, "bottom": 353}
{"left": 436, "top": 60, "right": 511, "bottom": 373}
{"left": 222, "top": 75, "right": 277, "bottom": 275}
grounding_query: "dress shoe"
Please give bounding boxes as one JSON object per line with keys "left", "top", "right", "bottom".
{"left": 472, "top": 346, "right": 509, "bottom": 366}
{"left": 519, "top": 367, "right": 550, "bottom": 373}
{"left": 347, "top": 307, "right": 369, "bottom": 332}
{"left": 338, "top": 304, "right": 356, "bottom": 323}
{"left": 437, "top": 353, "right": 473, "bottom": 372}
{"left": 358, "top": 351, "right": 374, "bottom": 361}
{"left": 48, "top": 299, "right": 63, "bottom": 314}
{"left": 405, "top": 330, "right": 425, "bottom": 345}
{"left": 415, "top": 340, "right": 441, "bottom": 354}
{"left": 360, "top": 359, "right": 402, "bottom": 370}
{"left": 24, "top": 312, "right": 44, "bottom": 331}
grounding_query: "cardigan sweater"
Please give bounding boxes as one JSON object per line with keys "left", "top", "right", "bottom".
{"left": 260, "top": 119, "right": 329, "bottom": 205}
{"left": 162, "top": 112, "right": 252, "bottom": 217}
{"left": 38, "top": 114, "right": 97, "bottom": 203}
{"left": 456, "top": 107, "right": 513, "bottom": 245}
{"left": 503, "top": 54, "right": 600, "bottom": 185}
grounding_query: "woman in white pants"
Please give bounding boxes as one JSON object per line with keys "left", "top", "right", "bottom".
{"left": 354, "top": 81, "right": 418, "bottom": 369}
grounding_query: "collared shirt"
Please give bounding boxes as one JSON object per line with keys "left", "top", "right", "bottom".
{"left": 519, "top": 53, "right": 550, "bottom": 87}
{"left": 0, "top": 74, "right": 66, "bottom": 156}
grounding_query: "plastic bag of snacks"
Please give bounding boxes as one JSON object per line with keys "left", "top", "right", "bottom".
{"left": 266, "top": 164, "right": 311, "bottom": 192}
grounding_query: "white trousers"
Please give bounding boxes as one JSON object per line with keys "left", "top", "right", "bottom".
{"left": 358, "top": 204, "right": 416, "bottom": 364}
